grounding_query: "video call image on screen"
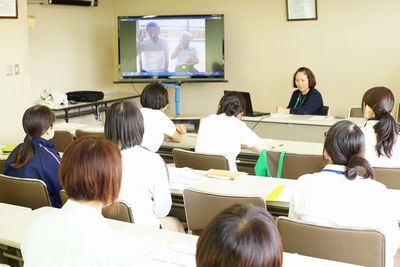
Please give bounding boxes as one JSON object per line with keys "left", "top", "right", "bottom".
{"left": 118, "top": 15, "right": 224, "bottom": 80}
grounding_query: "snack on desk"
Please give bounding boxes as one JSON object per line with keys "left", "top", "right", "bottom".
{"left": 206, "top": 169, "right": 247, "bottom": 180}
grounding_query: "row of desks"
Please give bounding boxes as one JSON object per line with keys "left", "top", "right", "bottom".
{"left": 0, "top": 204, "right": 361, "bottom": 267}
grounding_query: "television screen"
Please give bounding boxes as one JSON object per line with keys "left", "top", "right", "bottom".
{"left": 117, "top": 14, "right": 225, "bottom": 82}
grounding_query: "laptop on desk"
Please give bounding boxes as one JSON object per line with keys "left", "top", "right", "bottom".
{"left": 223, "top": 90, "right": 270, "bottom": 117}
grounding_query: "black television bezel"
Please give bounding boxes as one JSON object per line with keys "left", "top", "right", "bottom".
{"left": 116, "top": 14, "right": 226, "bottom": 83}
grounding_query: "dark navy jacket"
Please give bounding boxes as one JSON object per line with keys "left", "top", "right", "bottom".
{"left": 287, "top": 88, "right": 324, "bottom": 115}
{"left": 4, "top": 137, "right": 62, "bottom": 208}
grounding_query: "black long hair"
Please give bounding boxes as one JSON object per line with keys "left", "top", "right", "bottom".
{"left": 12, "top": 105, "right": 55, "bottom": 168}
{"left": 362, "top": 86, "right": 400, "bottom": 157}
{"left": 324, "top": 120, "right": 374, "bottom": 180}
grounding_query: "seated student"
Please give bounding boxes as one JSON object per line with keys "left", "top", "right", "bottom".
{"left": 4, "top": 105, "right": 62, "bottom": 208}
{"left": 196, "top": 204, "right": 283, "bottom": 267}
{"left": 361, "top": 86, "right": 400, "bottom": 167}
{"left": 22, "top": 137, "right": 136, "bottom": 267}
{"left": 289, "top": 120, "right": 400, "bottom": 266}
{"left": 140, "top": 82, "right": 186, "bottom": 152}
{"left": 104, "top": 100, "right": 183, "bottom": 232}
{"left": 195, "top": 93, "right": 264, "bottom": 171}
{"left": 277, "top": 67, "right": 324, "bottom": 115}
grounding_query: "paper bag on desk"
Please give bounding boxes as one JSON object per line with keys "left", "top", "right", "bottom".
{"left": 206, "top": 169, "right": 246, "bottom": 180}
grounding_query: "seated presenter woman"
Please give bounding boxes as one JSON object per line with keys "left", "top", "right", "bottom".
{"left": 361, "top": 86, "right": 400, "bottom": 167}
{"left": 195, "top": 93, "right": 264, "bottom": 171}
{"left": 22, "top": 137, "right": 136, "bottom": 267}
{"left": 289, "top": 120, "right": 400, "bottom": 266}
{"left": 4, "top": 105, "right": 62, "bottom": 208}
{"left": 196, "top": 204, "right": 283, "bottom": 267}
{"left": 277, "top": 67, "right": 324, "bottom": 115}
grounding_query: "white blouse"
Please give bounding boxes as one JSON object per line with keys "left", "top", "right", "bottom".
{"left": 289, "top": 164, "right": 400, "bottom": 266}
{"left": 120, "top": 145, "right": 171, "bottom": 229}
{"left": 140, "top": 107, "right": 176, "bottom": 152}
{"left": 195, "top": 114, "right": 260, "bottom": 171}
{"left": 22, "top": 200, "right": 137, "bottom": 267}
{"left": 362, "top": 119, "right": 400, "bottom": 167}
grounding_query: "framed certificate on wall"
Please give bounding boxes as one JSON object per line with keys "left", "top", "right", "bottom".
{"left": 287, "top": 0, "right": 317, "bottom": 21}
{"left": 0, "top": 0, "right": 18, "bottom": 19}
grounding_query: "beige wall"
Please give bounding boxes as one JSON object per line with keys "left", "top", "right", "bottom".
{"left": 113, "top": 0, "right": 400, "bottom": 117}
{"left": 0, "top": 0, "right": 31, "bottom": 143}
{"left": 1, "top": 0, "right": 400, "bottom": 142}
{"left": 28, "top": 0, "right": 115, "bottom": 98}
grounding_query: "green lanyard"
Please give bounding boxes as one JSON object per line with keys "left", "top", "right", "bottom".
{"left": 293, "top": 93, "right": 307, "bottom": 109}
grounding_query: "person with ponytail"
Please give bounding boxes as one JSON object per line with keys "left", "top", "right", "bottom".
{"left": 289, "top": 120, "right": 400, "bottom": 266}
{"left": 361, "top": 86, "right": 400, "bottom": 167}
{"left": 195, "top": 93, "right": 264, "bottom": 171}
{"left": 4, "top": 105, "right": 62, "bottom": 208}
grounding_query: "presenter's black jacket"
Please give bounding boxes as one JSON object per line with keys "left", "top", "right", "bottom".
{"left": 287, "top": 88, "right": 324, "bottom": 115}
{"left": 4, "top": 137, "right": 62, "bottom": 208}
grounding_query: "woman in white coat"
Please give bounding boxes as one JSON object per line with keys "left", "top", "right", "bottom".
{"left": 289, "top": 120, "right": 400, "bottom": 266}
{"left": 361, "top": 86, "right": 400, "bottom": 167}
{"left": 104, "top": 100, "right": 183, "bottom": 232}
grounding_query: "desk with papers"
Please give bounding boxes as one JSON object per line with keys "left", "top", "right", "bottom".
{"left": 0, "top": 206, "right": 362, "bottom": 267}
{"left": 242, "top": 114, "right": 366, "bottom": 142}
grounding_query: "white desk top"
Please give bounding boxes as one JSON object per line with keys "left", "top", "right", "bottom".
{"left": 162, "top": 134, "right": 324, "bottom": 156}
{"left": 243, "top": 114, "right": 366, "bottom": 127}
{"left": 0, "top": 203, "right": 31, "bottom": 222}
{"left": 0, "top": 206, "right": 361, "bottom": 267}
{"left": 168, "top": 166, "right": 294, "bottom": 209}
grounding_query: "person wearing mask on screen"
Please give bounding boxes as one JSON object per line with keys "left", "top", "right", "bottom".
{"left": 137, "top": 22, "right": 169, "bottom": 72}
{"left": 361, "top": 86, "right": 400, "bottom": 167}
{"left": 170, "top": 31, "right": 199, "bottom": 72}
{"left": 277, "top": 67, "right": 324, "bottom": 115}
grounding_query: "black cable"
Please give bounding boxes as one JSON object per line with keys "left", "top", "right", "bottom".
{"left": 251, "top": 114, "right": 270, "bottom": 130}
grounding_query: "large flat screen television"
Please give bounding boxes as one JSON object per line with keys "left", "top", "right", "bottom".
{"left": 117, "top": 14, "right": 225, "bottom": 82}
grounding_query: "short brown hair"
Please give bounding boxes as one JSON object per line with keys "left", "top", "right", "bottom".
{"left": 292, "top": 67, "right": 316, "bottom": 88}
{"left": 59, "top": 137, "right": 122, "bottom": 205}
{"left": 196, "top": 204, "right": 283, "bottom": 267}
{"left": 140, "top": 82, "right": 169, "bottom": 110}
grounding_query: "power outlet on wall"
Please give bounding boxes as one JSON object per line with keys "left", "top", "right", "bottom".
{"left": 14, "top": 64, "right": 20, "bottom": 75}
{"left": 5, "top": 65, "right": 13, "bottom": 76}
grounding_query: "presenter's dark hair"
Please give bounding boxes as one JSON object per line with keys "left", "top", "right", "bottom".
{"left": 217, "top": 93, "right": 246, "bottom": 117}
{"left": 146, "top": 22, "right": 159, "bottom": 29}
{"left": 362, "top": 86, "right": 399, "bottom": 158}
{"left": 196, "top": 204, "right": 283, "bottom": 267}
{"left": 292, "top": 67, "right": 316, "bottom": 88}
{"left": 60, "top": 137, "right": 122, "bottom": 205}
{"left": 140, "top": 82, "right": 169, "bottom": 110}
{"left": 104, "top": 100, "right": 144, "bottom": 150}
{"left": 11, "top": 105, "right": 55, "bottom": 168}
{"left": 324, "top": 120, "right": 374, "bottom": 180}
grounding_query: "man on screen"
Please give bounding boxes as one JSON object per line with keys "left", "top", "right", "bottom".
{"left": 170, "top": 31, "right": 199, "bottom": 72}
{"left": 137, "top": 22, "right": 169, "bottom": 72}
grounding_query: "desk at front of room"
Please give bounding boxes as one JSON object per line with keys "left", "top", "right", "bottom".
{"left": 0, "top": 206, "right": 363, "bottom": 267}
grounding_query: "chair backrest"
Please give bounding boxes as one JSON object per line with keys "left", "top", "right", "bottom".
{"left": 102, "top": 201, "right": 134, "bottom": 223}
{"left": 349, "top": 107, "right": 363, "bottom": 118}
{"left": 0, "top": 174, "right": 52, "bottom": 209}
{"left": 0, "top": 159, "right": 5, "bottom": 174}
{"left": 322, "top": 105, "right": 330, "bottom": 116}
{"left": 173, "top": 148, "right": 229, "bottom": 171}
{"left": 276, "top": 217, "right": 385, "bottom": 267}
{"left": 183, "top": 188, "right": 266, "bottom": 233}
{"left": 374, "top": 167, "right": 400, "bottom": 189}
{"left": 266, "top": 151, "right": 326, "bottom": 179}
{"left": 60, "top": 189, "right": 133, "bottom": 223}
{"left": 75, "top": 129, "right": 104, "bottom": 139}
{"left": 51, "top": 130, "right": 74, "bottom": 152}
